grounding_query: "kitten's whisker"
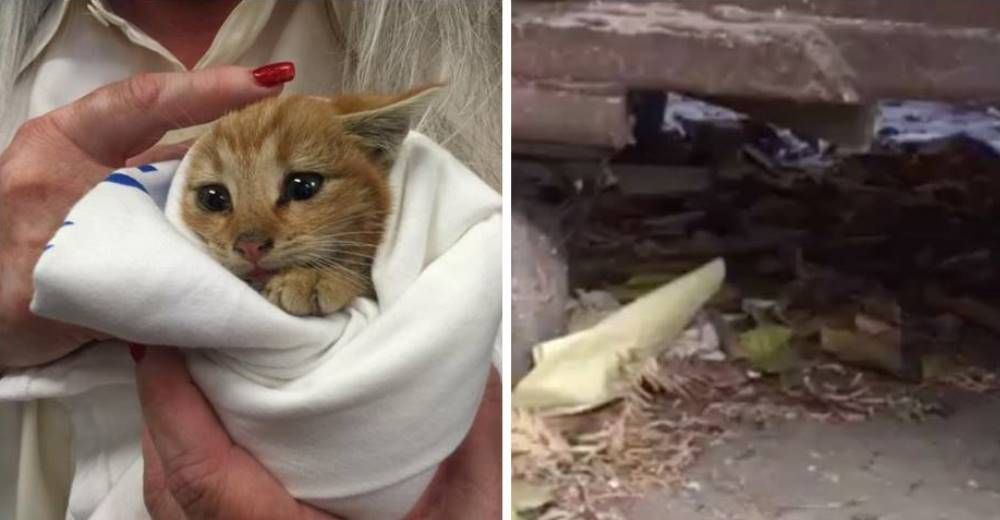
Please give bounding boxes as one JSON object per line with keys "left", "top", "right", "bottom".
{"left": 316, "top": 251, "right": 378, "bottom": 261}
{"left": 300, "top": 258, "right": 368, "bottom": 270}
{"left": 281, "top": 246, "right": 377, "bottom": 262}
{"left": 295, "top": 250, "right": 374, "bottom": 266}
{"left": 301, "top": 256, "right": 373, "bottom": 269}
{"left": 317, "top": 220, "right": 382, "bottom": 232}
{"left": 294, "top": 242, "right": 378, "bottom": 256}
{"left": 313, "top": 238, "right": 377, "bottom": 247}
{"left": 324, "top": 231, "right": 387, "bottom": 237}
{"left": 313, "top": 257, "right": 375, "bottom": 267}
{"left": 309, "top": 263, "right": 369, "bottom": 291}
{"left": 326, "top": 240, "right": 381, "bottom": 249}
{"left": 315, "top": 211, "right": 389, "bottom": 229}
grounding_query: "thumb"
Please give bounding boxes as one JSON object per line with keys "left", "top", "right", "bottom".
{"left": 134, "top": 346, "right": 232, "bottom": 518}
{"left": 133, "top": 346, "right": 336, "bottom": 520}
{"left": 133, "top": 346, "right": 232, "bottom": 479}
{"left": 140, "top": 428, "right": 187, "bottom": 520}
{"left": 50, "top": 62, "right": 294, "bottom": 165}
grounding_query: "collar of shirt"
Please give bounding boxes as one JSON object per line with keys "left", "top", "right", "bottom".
{"left": 18, "top": 0, "right": 277, "bottom": 77}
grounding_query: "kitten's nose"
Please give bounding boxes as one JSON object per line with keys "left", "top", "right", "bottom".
{"left": 234, "top": 234, "right": 274, "bottom": 263}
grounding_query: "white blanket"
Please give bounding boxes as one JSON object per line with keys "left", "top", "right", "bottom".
{"left": 0, "top": 132, "right": 501, "bottom": 519}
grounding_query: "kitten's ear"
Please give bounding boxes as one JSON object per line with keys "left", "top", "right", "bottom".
{"left": 338, "top": 85, "right": 443, "bottom": 165}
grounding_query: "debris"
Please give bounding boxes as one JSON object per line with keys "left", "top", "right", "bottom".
{"left": 512, "top": 480, "right": 555, "bottom": 517}
{"left": 925, "top": 287, "right": 1000, "bottom": 337}
{"left": 682, "top": 480, "right": 703, "bottom": 492}
{"left": 819, "top": 323, "right": 913, "bottom": 380}
{"left": 876, "top": 101, "right": 1000, "bottom": 155}
{"left": 920, "top": 354, "right": 958, "bottom": 382}
{"left": 776, "top": 497, "right": 868, "bottom": 514}
{"left": 516, "top": 90, "right": 1000, "bottom": 519}
{"left": 940, "top": 367, "right": 1000, "bottom": 393}
{"left": 663, "top": 313, "right": 724, "bottom": 361}
{"left": 741, "top": 299, "right": 783, "bottom": 326}
{"left": 707, "top": 309, "right": 742, "bottom": 357}
{"left": 736, "top": 325, "right": 796, "bottom": 374}
{"left": 514, "top": 258, "right": 725, "bottom": 415}
{"left": 566, "top": 290, "right": 622, "bottom": 333}
{"left": 512, "top": 397, "right": 718, "bottom": 515}
{"left": 607, "top": 272, "right": 691, "bottom": 302}
{"left": 611, "top": 164, "right": 712, "bottom": 196}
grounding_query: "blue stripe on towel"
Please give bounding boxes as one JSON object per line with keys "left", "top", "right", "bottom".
{"left": 105, "top": 173, "right": 149, "bottom": 194}
{"left": 62, "top": 221, "right": 74, "bottom": 227}
{"left": 43, "top": 244, "right": 53, "bottom": 252}
{"left": 136, "top": 164, "right": 157, "bottom": 173}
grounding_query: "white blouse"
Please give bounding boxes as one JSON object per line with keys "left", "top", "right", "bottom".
{"left": 2, "top": 0, "right": 347, "bottom": 147}
{"left": 2, "top": 2, "right": 348, "bottom": 519}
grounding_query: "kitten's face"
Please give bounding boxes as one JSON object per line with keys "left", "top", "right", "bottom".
{"left": 180, "top": 91, "right": 430, "bottom": 286}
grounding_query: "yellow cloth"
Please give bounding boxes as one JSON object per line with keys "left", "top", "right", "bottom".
{"left": 513, "top": 259, "right": 726, "bottom": 415}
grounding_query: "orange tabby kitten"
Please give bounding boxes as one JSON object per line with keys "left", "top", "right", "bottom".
{"left": 180, "top": 86, "right": 438, "bottom": 316}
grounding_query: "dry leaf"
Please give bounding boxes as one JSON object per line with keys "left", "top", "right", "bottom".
{"left": 513, "top": 480, "right": 555, "bottom": 513}
{"left": 819, "top": 323, "right": 915, "bottom": 380}
{"left": 737, "top": 325, "right": 797, "bottom": 374}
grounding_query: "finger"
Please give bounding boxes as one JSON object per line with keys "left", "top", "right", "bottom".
{"left": 134, "top": 347, "right": 231, "bottom": 482}
{"left": 135, "top": 346, "right": 231, "bottom": 517}
{"left": 126, "top": 139, "right": 195, "bottom": 167}
{"left": 141, "top": 428, "right": 187, "bottom": 520}
{"left": 134, "top": 347, "right": 339, "bottom": 520}
{"left": 451, "top": 367, "right": 502, "bottom": 502}
{"left": 50, "top": 63, "right": 293, "bottom": 163}
{"left": 405, "top": 368, "right": 502, "bottom": 519}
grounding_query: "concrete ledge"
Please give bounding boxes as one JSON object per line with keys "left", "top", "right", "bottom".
{"left": 514, "top": 1, "right": 1000, "bottom": 104}
{"left": 512, "top": 80, "right": 633, "bottom": 149}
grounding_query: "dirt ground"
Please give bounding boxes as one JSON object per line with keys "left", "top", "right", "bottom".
{"left": 625, "top": 391, "right": 1000, "bottom": 520}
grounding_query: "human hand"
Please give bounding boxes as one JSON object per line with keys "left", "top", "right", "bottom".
{"left": 404, "top": 365, "right": 501, "bottom": 519}
{"left": 134, "top": 346, "right": 333, "bottom": 520}
{"left": 132, "top": 345, "right": 501, "bottom": 519}
{"left": 0, "top": 63, "right": 294, "bottom": 368}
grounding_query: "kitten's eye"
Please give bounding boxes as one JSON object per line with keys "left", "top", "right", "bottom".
{"left": 284, "top": 172, "right": 324, "bottom": 202}
{"left": 197, "top": 184, "right": 231, "bottom": 212}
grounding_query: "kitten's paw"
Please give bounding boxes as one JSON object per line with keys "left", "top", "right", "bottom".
{"left": 263, "top": 269, "right": 364, "bottom": 316}
{"left": 263, "top": 270, "right": 320, "bottom": 316}
{"left": 315, "top": 275, "right": 360, "bottom": 315}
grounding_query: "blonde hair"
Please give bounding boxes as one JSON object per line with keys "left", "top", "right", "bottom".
{"left": 329, "top": 1, "right": 500, "bottom": 190}
{"left": 0, "top": 1, "right": 50, "bottom": 120}
{"left": 0, "top": 0, "right": 501, "bottom": 190}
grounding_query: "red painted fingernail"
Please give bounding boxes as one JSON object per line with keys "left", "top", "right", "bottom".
{"left": 129, "top": 343, "right": 146, "bottom": 363}
{"left": 252, "top": 61, "right": 295, "bottom": 87}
